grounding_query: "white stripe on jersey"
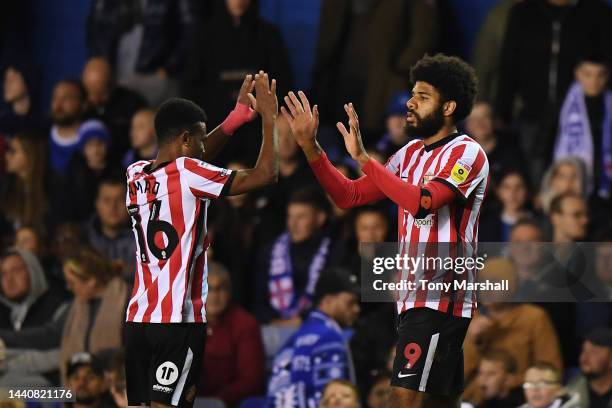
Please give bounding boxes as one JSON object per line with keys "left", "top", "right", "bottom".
{"left": 125, "top": 157, "right": 233, "bottom": 323}
{"left": 388, "top": 134, "right": 489, "bottom": 318}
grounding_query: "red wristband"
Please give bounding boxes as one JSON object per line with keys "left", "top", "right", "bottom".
{"left": 220, "top": 102, "right": 256, "bottom": 135}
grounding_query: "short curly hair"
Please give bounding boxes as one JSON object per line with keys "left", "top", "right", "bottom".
{"left": 410, "top": 54, "right": 478, "bottom": 123}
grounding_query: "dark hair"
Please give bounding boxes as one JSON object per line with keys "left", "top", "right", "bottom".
{"left": 511, "top": 217, "right": 544, "bottom": 236}
{"left": 57, "top": 78, "right": 87, "bottom": 102}
{"left": 96, "top": 175, "right": 126, "bottom": 199}
{"left": 480, "top": 349, "right": 517, "bottom": 374}
{"left": 549, "top": 192, "right": 584, "bottom": 215}
{"left": 527, "top": 362, "right": 561, "bottom": 383}
{"left": 288, "top": 186, "right": 331, "bottom": 215}
{"left": 154, "top": 98, "right": 207, "bottom": 146}
{"left": 410, "top": 54, "right": 478, "bottom": 122}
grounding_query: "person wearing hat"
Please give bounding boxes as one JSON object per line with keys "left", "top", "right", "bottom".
{"left": 66, "top": 352, "right": 115, "bottom": 408}
{"left": 375, "top": 92, "right": 411, "bottom": 159}
{"left": 566, "top": 328, "right": 612, "bottom": 408}
{"left": 267, "top": 268, "right": 361, "bottom": 408}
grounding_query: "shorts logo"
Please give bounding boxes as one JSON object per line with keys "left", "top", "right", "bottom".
{"left": 451, "top": 160, "right": 471, "bottom": 184}
{"left": 156, "top": 361, "right": 179, "bottom": 386}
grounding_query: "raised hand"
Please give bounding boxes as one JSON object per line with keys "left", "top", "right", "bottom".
{"left": 247, "top": 71, "right": 278, "bottom": 121}
{"left": 281, "top": 91, "right": 319, "bottom": 149}
{"left": 337, "top": 103, "right": 369, "bottom": 165}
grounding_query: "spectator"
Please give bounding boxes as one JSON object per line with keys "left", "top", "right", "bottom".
{"left": 81, "top": 57, "right": 147, "bottom": 157}
{"left": 320, "top": 380, "right": 361, "bottom": 408}
{"left": 366, "top": 372, "right": 391, "bottom": 408}
{"left": 255, "top": 188, "right": 337, "bottom": 325}
{"left": 198, "top": 263, "right": 265, "bottom": 405}
{"left": 181, "top": 0, "right": 292, "bottom": 163}
{"left": 538, "top": 158, "right": 587, "bottom": 214}
{"left": 0, "top": 133, "right": 47, "bottom": 240}
{"left": 549, "top": 193, "right": 588, "bottom": 243}
{"left": 256, "top": 116, "right": 317, "bottom": 243}
{"left": 375, "top": 92, "right": 410, "bottom": 158}
{"left": 0, "top": 64, "right": 44, "bottom": 135}
{"left": 267, "top": 270, "right": 360, "bottom": 408}
{"left": 496, "top": 0, "right": 612, "bottom": 184}
{"left": 479, "top": 169, "right": 532, "bottom": 242}
{"left": 65, "top": 352, "right": 115, "bottom": 408}
{"left": 59, "top": 248, "right": 128, "bottom": 384}
{"left": 462, "top": 259, "right": 563, "bottom": 403}
{"left": 87, "top": 0, "right": 201, "bottom": 106}
{"left": 508, "top": 219, "right": 548, "bottom": 293}
{"left": 102, "top": 349, "right": 127, "bottom": 408}
{"left": 464, "top": 101, "right": 526, "bottom": 182}
{"left": 0, "top": 248, "right": 70, "bottom": 386}
{"left": 475, "top": 350, "right": 525, "bottom": 408}
{"left": 566, "top": 328, "right": 612, "bottom": 408}
{"left": 69, "top": 121, "right": 120, "bottom": 221}
{"left": 48, "top": 79, "right": 88, "bottom": 177}
{"left": 84, "top": 178, "right": 136, "bottom": 282}
{"left": 312, "top": 0, "right": 438, "bottom": 133}
{"left": 519, "top": 363, "right": 580, "bottom": 408}
{"left": 593, "top": 238, "right": 612, "bottom": 300}
{"left": 122, "top": 108, "right": 157, "bottom": 168}
{"left": 472, "top": 0, "right": 522, "bottom": 104}
{"left": 341, "top": 206, "right": 389, "bottom": 274}
{"left": 553, "top": 54, "right": 612, "bottom": 199}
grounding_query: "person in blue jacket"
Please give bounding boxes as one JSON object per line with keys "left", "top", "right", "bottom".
{"left": 267, "top": 268, "right": 361, "bottom": 408}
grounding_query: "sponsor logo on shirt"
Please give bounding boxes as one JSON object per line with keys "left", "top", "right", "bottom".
{"left": 451, "top": 160, "right": 471, "bottom": 184}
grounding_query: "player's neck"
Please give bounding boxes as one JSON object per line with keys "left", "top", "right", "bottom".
{"left": 152, "top": 146, "right": 180, "bottom": 170}
{"left": 422, "top": 125, "right": 458, "bottom": 147}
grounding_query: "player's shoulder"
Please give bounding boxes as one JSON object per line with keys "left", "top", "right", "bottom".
{"left": 126, "top": 160, "right": 153, "bottom": 180}
{"left": 450, "top": 134, "right": 488, "bottom": 159}
{"left": 389, "top": 138, "right": 423, "bottom": 163}
{"left": 179, "top": 157, "right": 231, "bottom": 176}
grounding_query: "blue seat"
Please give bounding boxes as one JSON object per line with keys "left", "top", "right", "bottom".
{"left": 239, "top": 396, "right": 267, "bottom": 408}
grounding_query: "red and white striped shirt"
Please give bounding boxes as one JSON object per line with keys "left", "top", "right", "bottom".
{"left": 124, "top": 157, "right": 233, "bottom": 323}
{"left": 385, "top": 133, "right": 489, "bottom": 318}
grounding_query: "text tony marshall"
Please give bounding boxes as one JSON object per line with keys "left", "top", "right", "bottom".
{"left": 372, "top": 279, "right": 509, "bottom": 292}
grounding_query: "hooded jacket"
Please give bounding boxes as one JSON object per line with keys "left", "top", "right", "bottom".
{"left": 0, "top": 248, "right": 70, "bottom": 332}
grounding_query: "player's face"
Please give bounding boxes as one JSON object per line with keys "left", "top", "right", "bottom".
{"left": 477, "top": 360, "right": 509, "bottom": 400}
{"left": 576, "top": 62, "right": 609, "bottom": 97}
{"left": 184, "top": 122, "right": 207, "bottom": 161}
{"left": 96, "top": 183, "right": 129, "bottom": 229}
{"left": 405, "top": 81, "right": 446, "bottom": 139}
{"left": 523, "top": 368, "right": 561, "bottom": 408}
{"left": 0, "top": 255, "right": 31, "bottom": 302}
{"left": 355, "top": 212, "right": 388, "bottom": 243}
{"left": 320, "top": 382, "right": 360, "bottom": 408}
{"left": 51, "top": 82, "right": 84, "bottom": 127}
{"left": 579, "top": 340, "right": 612, "bottom": 378}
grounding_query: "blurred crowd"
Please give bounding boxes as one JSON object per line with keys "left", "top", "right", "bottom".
{"left": 0, "top": 0, "right": 612, "bottom": 407}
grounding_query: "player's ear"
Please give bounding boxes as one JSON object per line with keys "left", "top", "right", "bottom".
{"left": 180, "top": 130, "right": 191, "bottom": 147}
{"left": 443, "top": 100, "right": 457, "bottom": 117}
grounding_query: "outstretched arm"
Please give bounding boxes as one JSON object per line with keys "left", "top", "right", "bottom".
{"left": 203, "top": 74, "right": 257, "bottom": 162}
{"left": 226, "top": 71, "right": 279, "bottom": 196}
{"left": 337, "top": 103, "right": 456, "bottom": 215}
{"left": 281, "top": 91, "right": 385, "bottom": 209}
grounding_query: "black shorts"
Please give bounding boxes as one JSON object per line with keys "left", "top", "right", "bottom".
{"left": 390, "top": 307, "right": 471, "bottom": 396}
{"left": 124, "top": 322, "right": 207, "bottom": 407}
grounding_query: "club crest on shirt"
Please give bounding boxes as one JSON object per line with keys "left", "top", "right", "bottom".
{"left": 451, "top": 160, "right": 471, "bottom": 184}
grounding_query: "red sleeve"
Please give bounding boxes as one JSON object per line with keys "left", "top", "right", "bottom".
{"left": 361, "top": 158, "right": 456, "bottom": 215}
{"left": 308, "top": 151, "right": 385, "bottom": 209}
{"left": 214, "top": 315, "right": 265, "bottom": 404}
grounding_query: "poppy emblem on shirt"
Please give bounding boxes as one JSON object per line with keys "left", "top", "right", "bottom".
{"left": 451, "top": 160, "right": 471, "bottom": 184}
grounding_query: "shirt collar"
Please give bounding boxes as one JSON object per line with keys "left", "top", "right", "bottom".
{"left": 423, "top": 132, "right": 462, "bottom": 152}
